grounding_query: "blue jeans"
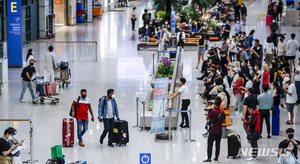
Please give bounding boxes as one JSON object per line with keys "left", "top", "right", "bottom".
{"left": 100, "top": 118, "right": 114, "bottom": 144}
{"left": 295, "top": 81, "right": 300, "bottom": 102}
{"left": 76, "top": 119, "right": 89, "bottom": 143}
{"left": 20, "top": 80, "right": 35, "bottom": 99}
{"left": 143, "top": 36, "right": 150, "bottom": 42}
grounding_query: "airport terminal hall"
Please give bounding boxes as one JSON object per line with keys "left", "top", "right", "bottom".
{"left": 1, "top": 0, "right": 300, "bottom": 163}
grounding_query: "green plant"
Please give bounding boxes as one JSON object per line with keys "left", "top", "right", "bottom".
{"left": 206, "top": 19, "right": 216, "bottom": 30}
{"left": 156, "top": 57, "right": 175, "bottom": 79}
{"left": 156, "top": 11, "right": 166, "bottom": 19}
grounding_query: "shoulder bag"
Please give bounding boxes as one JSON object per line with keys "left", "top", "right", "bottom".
{"left": 69, "top": 96, "right": 80, "bottom": 118}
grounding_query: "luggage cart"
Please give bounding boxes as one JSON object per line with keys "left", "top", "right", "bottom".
{"left": 33, "top": 77, "right": 60, "bottom": 104}
{"left": 54, "top": 61, "right": 71, "bottom": 88}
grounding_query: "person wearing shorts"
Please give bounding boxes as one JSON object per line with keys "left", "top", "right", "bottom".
{"left": 286, "top": 33, "right": 299, "bottom": 72}
{"left": 194, "top": 34, "right": 206, "bottom": 69}
{"left": 283, "top": 77, "right": 297, "bottom": 125}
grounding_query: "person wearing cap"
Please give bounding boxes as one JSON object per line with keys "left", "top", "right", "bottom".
{"left": 257, "top": 85, "right": 273, "bottom": 138}
{"left": 169, "top": 78, "right": 190, "bottom": 128}
{"left": 203, "top": 99, "right": 225, "bottom": 162}
{"left": 0, "top": 128, "right": 18, "bottom": 164}
{"left": 283, "top": 77, "right": 297, "bottom": 125}
{"left": 295, "top": 57, "right": 300, "bottom": 105}
{"left": 278, "top": 128, "right": 300, "bottom": 159}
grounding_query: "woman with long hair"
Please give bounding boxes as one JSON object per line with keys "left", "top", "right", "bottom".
{"left": 26, "top": 49, "right": 37, "bottom": 66}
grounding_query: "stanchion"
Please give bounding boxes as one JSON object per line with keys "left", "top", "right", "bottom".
{"left": 141, "top": 101, "right": 146, "bottom": 131}
{"left": 133, "top": 97, "right": 139, "bottom": 128}
{"left": 168, "top": 110, "right": 172, "bottom": 140}
{"left": 152, "top": 53, "right": 155, "bottom": 75}
{"left": 185, "top": 110, "right": 196, "bottom": 142}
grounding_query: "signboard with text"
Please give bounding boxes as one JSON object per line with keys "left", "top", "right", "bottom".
{"left": 7, "top": 0, "right": 22, "bottom": 67}
{"left": 171, "top": 10, "right": 176, "bottom": 35}
{"left": 150, "top": 78, "right": 168, "bottom": 134}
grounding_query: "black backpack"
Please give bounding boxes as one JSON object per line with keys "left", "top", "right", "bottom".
{"left": 21, "top": 67, "right": 27, "bottom": 79}
{"left": 99, "top": 96, "right": 107, "bottom": 116}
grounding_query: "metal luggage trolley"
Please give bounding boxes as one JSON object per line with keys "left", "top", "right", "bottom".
{"left": 54, "top": 61, "right": 71, "bottom": 88}
{"left": 33, "top": 77, "right": 60, "bottom": 104}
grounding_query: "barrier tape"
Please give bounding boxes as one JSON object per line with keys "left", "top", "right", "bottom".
{"left": 169, "top": 110, "right": 191, "bottom": 113}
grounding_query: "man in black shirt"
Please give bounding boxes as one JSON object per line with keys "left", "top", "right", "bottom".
{"left": 0, "top": 128, "right": 17, "bottom": 163}
{"left": 278, "top": 128, "right": 300, "bottom": 158}
{"left": 243, "top": 88, "right": 258, "bottom": 133}
{"left": 20, "top": 59, "right": 37, "bottom": 103}
{"left": 221, "top": 20, "right": 231, "bottom": 39}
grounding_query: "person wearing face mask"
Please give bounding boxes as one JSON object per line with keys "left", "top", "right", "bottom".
{"left": 142, "top": 9, "right": 151, "bottom": 27}
{"left": 277, "top": 141, "right": 300, "bottom": 164}
{"left": 142, "top": 24, "right": 151, "bottom": 42}
{"left": 44, "top": 46, "right": 57, "bottom": 82}
{"left": 264, "top": 37, "right": 275, "bottom": 66}
{"left": 0, "top": 128, "right": 17, "bottom": 164}
{"left": 98, "top": 89, "right": 120, "bottom": 147}
{"left": 278, "top": 128, "right": 300, "bottom": 160}
{"left": 240, "top": 3, "right": 247, "bottom": 25}
{"left": 7, "top": 127, "right": 23, "bottom": 164}
{"left": 277, "top": 36, "right": 287, "bottom": 62}
{"left": 176, "top": 28, "right": 185, "bottom": 50}
{"left": 71, "top": 89, "right": 94, "bottom": 147}
{"left": 162, "top": 20, "right": 170, "bottom": 29}
{"left": 251, "top": 40, "right": 263, "bottom": 66}
{"left": 25, "top": 49, "right": 37, "bottom": 66}
{"left": 234, "top": 18, "right": 243, "bottom": 36}
{"left": 269, "top": 18, "right": 280, "bottom": 34}
{"left": 20, "top": 59, "right": 37, "bottom": 103}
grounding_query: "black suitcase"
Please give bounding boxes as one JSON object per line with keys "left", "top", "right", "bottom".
{"left": 112, "top": 120, "right": 129, "bottom": 146}
{"left": 227, "top": 133, "right": 241, "bottom": 159}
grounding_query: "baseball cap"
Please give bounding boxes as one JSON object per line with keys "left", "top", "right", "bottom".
{"left": 283, "top": 77, "right": 290, "bottom": 83}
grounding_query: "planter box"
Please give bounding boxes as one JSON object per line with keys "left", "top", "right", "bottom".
{"left": 151, "top": 64, "right": 183, "bottom": 88}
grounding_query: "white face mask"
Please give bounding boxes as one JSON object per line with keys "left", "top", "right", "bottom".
{"left": 272, "top": 20, "right": 275, "bottom": 22}
{"left": 145, "top": 27, "right": 148, "bottom": 29}
{"left": 270, "top": 66, "right": 272, "bottom": 69}
{"left": 32, "top": 52, "right": 34, "bottom": 55}
{"left": 111, "top": 94, "right": 115, "bottom": 99}
{"left": 8, "top": 136, "right": 12, "bottom": 140}
{"left": 257, "top": 47, "right": 260, "bottom": 50}
{"left": 165, "top": 22, "right": 168, "bottom": 24}
{"left": 13, "top": 135, "right": 17, "bottom": 138}
{"left": 239, "top": 48, "right": 242, "bottom": 51}
{"left": 199, "top": 36, "right": 202, "bottom": 39}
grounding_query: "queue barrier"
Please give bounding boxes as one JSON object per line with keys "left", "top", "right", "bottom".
{"left": 133, "top": 97, "right": 153, "bottom": 132}
{"left": 0, "top": 119, "right": 37, "bottom": 164}
{"left": 168, "top": 110, "right": 196, "bottom": 142}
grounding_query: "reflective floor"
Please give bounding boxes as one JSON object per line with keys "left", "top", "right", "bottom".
{"left": 1, "top": 0, "right": 300, "bottom": 163}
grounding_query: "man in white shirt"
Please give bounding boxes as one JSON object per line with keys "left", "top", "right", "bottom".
{"left": 286, "top": 33, "right": 299, "bottom": 72}
{"left": 168, "top": 78, "right": 190, "bottom": 128}
{"left": 277, "top": 35, "right": 287, "bottom": 61}
{"left": 283, "top": 77, "right": 298, "bottom": 125}
{"left": 295, "top": 58, "right": 300, "bottom": 105}
{"left": 44, "top": 46, "right": 57, "bottom": 82}
{"left": 131, "top": 7, "right": 137, "bottom": 31}
{"left": 177, "top": 28, "right": 186, "bottom": 50}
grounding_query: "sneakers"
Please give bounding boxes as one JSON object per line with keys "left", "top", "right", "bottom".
{"left": 19, "top": 99, "right": 25, "bottom": 103}
{"left": 246, "top": 157, "right": 256, "bottom": 161}
{"left": 267, "top": 135, "right": 272, "bottom": 138}
{"left": 202, "top": 159, "right": 211, "bottom": 162}
{"left": 108, "top": 143, "right": 114, "bottom": 148}
{"left": 100, "top": 137, "right": 104, "bottom": 144}
{"left": 79, "top": 142, "right": 85, "bottom": 147}
{"left": 213, "top": 158, "right": 218, "bottom": 161}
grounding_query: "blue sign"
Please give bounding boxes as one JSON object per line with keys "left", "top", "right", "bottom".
{"left": 140, "top": 153, "right": 151, "bottom": 164}
{"left": 171, "top": 10, "right": 176, "bottom": 35}
{"left": 7, "top": 0, "right": 22, "bottom": 67}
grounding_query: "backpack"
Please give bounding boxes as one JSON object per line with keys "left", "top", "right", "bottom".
{"left": 21, "top": 67, "right": 27, "bottom": 79}
{"left": 144, "top": 13, "right": 150, "bottom": 22}
{"left": 99, "top": 96, "right": 107, "bottom": 116}
{"left": 224, "top": 90, "right": 231, "bottom": 108}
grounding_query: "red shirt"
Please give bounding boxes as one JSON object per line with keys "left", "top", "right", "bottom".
{"left": 234, "top": 78, "right": 244, "bottom": 96}
{"left": 262, "top": 71, "right": 269, "bottom": 85}
{"left": 207, "top": 108, "right": 225, "bottom": 134}
{"left": 72, "top": 97, "right": 91, "bottom": 120}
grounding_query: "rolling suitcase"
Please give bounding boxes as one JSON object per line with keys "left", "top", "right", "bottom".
{"left": 36, "top": 83, "right": 44, "bottom": 96}
{"left": 62, "top": 118, "right": 74, "bottom": 147}
{"left": 266, "top": 15, "right": 273, "bottom": 25}
{"left": 112, "top": 120, "right": 129, "bottom": 146}
{"left": 227, "top": 133, "right": 241, "bottom": 159}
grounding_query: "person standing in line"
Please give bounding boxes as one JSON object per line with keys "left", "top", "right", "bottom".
{"left": 277, "top": 0, "right": 284, "bottom": 21}
{"left": 277, "top": 35, "right": 287, "bottom": 62}
{"left": 272, "top": 86, "right": 281, "bottom": 135}
{"left": 26, "top": 49, "right": 37, "bottom": 66}
{"left": 262, "top": 63, "right": 269, "bottom": 86}
{"left": 131, "top": 7, "right": 137, "bottom": 31}
{"left": 142, "top": 9, "right": 151, "bottom": 27}
{"left": 234, "top": 18, "right": 243, "bottom": 36}
{"left": 194, "top": 34, "right": 206, "bottom": 69}
{"left": 71, "top": 89, "right": 94, "bottom": 146}
{"left": 295, "top": 57, "right": 300, "bottom": 105}
{"left": 243, "top": 88, "right": 258, "bottom": 137}
{"left": 242, "top": 105, "right": 261, "bottom": 161}
{"left": 241, "top": 3, "right": 247, "bottom": 25}
{"left": 283, "top": 77, "right": 297, "bottom": 125}
{"left": 286, "top": 33, "right": 299, "bottom": 72}
{"left": 248, "top": 30, "right": 255, "bottom": 47}
{"left": 278, "top": 128, "right": 300, "bottom": 159}
{"left": 233, "top": 71, "right": 244, "bottom": 113}
{"left": 169, "top": 78, "right": 190, "bottom": 128}
{"left": 20, "top": 59, "right": 37, "bottom": 103}
{"left": 234, "top": 2, "right": 241, "bottom": 22}
{"left": 98, "top": 89, "right": 120, "bottom": 147}
{"left": 203, "top": 99, "right": 225, "bottom": 162}
{"left": 257, "top": 85, "right": 273, "bottom": 138}
{"left": 0, "top": 129, "right": 18, "bottom": 164}
{"left": 176, "top": 28, "right": 186, "bottom": 50}
{"left": 44, "top": 46, "right": 57, "bottom": 82}
{"left": 264, "top": 37, "right": 275, "bottom": 66}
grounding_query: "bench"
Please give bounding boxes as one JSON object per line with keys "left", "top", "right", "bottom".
{"left": 222, "top": 116, "right": 232, "bottom": 138}
{"left": 224, "top": 107, "right": 231, "bottom": 115}
{"left": 137, "top": 42, "right": 158, "bottom": 50}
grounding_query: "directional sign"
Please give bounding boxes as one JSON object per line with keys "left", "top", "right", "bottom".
{"left": 140, "top": 153, "right": 151, "bottom": 164}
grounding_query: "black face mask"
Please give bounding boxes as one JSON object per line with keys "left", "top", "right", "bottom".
{"left": 30, "top": 63, "right": 34, "bottom": 66}
{"left": 288, "top": 134, "right": 294, "bottom": 139}
{"left": 81, "top": 95, "right": 87, "bottom": 99}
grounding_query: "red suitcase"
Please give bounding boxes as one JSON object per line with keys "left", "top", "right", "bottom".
{"left": 266, "top": 15, "right": 273, "bottom": 25}
{"left": 62, "top": 118, "right": 74, "bottom": 147}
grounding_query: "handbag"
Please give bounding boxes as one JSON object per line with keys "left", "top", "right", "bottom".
{"left": 205, "top": 110, "right": 222, "bottom": 131}
{"left": 69, "top": 96, "right": 80, "bottom": 118}
{"left": 247, "top": 130, "right": 261, "bottom": 140}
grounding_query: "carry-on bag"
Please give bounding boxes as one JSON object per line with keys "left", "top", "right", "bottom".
{"left": 112, "top": 120, "right": 129, "bottom": 146}
{"left": 266, "top": 15, "right": 273, "bottom": 25}
{"left": 62, "top": 118, "right": 74, "bottom": 147}
{"left": 227, "top": 133, "right": 241, "bottom": 159}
